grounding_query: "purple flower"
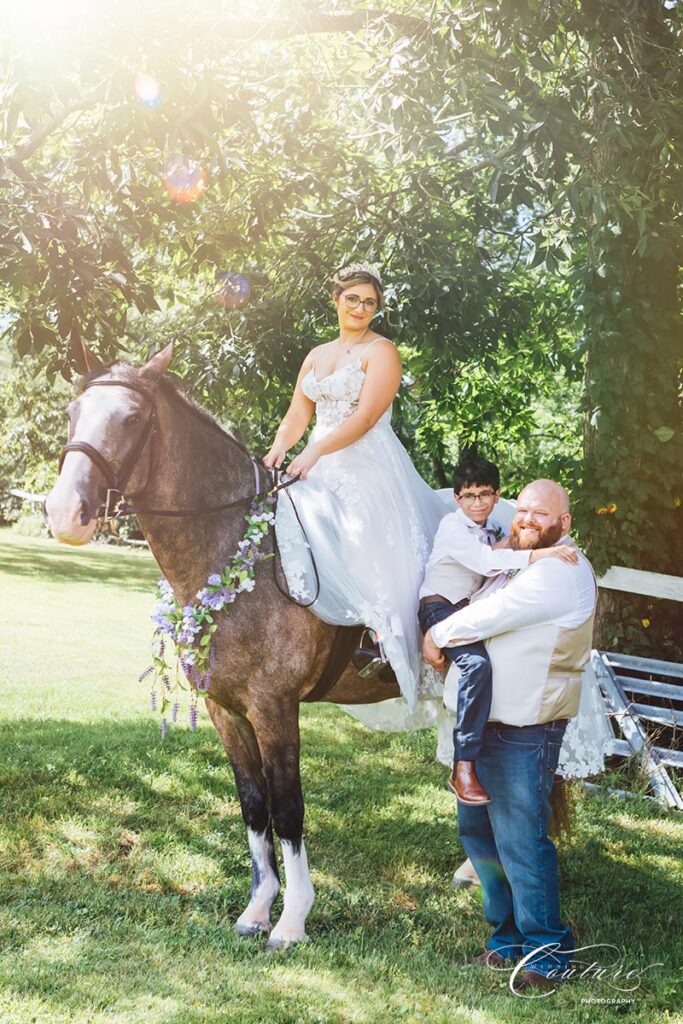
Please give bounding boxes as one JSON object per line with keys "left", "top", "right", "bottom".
{"left": 189, "top": 704, "right": 198, "bottom": 731}
{"left": 139, "top": 665, "right": 153, "bottom": 683}
{"left": 150, "top": 690, "right": 158, "bottom": 711}
{"left": 171, "top": 700, "right": 180, "bottom": 723}
{"left": 161, "top": 716, "right": 168, "bottom": 740}
{"left": 207, "top": 574, "right": 222, "bottom": 586}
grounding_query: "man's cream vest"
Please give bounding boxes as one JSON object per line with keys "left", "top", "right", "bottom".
{"left": 484, "top": 541, "right": 596, "bottom": 726}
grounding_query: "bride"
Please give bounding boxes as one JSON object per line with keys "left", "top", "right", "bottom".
{"left": 264, "top": 261, "right": 450, "bottom": 710}
{"left": 264, "top": 261, "right": 613, "bottom": 776}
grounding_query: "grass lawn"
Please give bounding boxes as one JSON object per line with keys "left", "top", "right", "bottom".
{"left": 0, "top": 528, "right": 681, "bottom": 1024}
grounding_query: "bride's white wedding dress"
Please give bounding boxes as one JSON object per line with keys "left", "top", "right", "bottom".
{"left": 274, "top": 351, "right": 613, "bottom": 777}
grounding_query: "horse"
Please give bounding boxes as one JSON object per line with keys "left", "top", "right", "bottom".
{"left": 45, "top": 342, "right": 402, "bottom": 949}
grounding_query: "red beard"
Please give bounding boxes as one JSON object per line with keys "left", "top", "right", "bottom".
{"left": 510, "top": 516, "right": 564, "bottom": 550}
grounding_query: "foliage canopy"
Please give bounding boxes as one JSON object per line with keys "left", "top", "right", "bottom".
{"left": 1, "top": 0, "right": 681, "bottom": 600}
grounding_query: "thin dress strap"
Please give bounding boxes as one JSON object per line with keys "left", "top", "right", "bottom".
{"left": 357, "top": 336, "right": 380, "bottom": 362}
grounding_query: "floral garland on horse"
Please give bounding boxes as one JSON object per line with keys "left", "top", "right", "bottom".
{"left": 140, "top": 493, "right": 276, "bottom": 736}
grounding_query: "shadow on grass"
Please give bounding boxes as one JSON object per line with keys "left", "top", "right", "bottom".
{"left": 0, "top": 535, "right": 159, "bottom": 593}
{"left": 0, "top": 711, "right": 680, "bottom": 1021}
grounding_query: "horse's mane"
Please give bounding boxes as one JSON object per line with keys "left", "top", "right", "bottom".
{"left": 81, "top": 362, "right": 248, "bottom": 452}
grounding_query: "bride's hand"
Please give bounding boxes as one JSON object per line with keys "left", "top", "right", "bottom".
{"left": 263, "top": 445, "right": 287, "bottom": 469}
{"left": 287, "top": 443, "right": 321, "bottom": 481}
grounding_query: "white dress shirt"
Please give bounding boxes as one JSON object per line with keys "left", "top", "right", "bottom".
{"left": 419, "top": 507, "right": 531, "bottom": 604}
{"left": 431, "top": 536, "right": 596, "bottom": 648}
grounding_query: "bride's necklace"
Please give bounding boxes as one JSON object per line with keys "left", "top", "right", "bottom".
{"left": 338, "top": 327, "right": 372, "bottom": 355}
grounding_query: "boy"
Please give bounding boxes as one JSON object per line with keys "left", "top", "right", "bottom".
{"left": 419, "top": 455, "right": 577, "bottom": 804}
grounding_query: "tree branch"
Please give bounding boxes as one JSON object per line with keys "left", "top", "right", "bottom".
{"left": 194, "top": 9, "right": 429, "bottom": 41}
{"left": 8, "top": 84, "right": 105, "bottom": 169}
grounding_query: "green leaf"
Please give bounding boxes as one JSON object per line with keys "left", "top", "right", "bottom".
{"left": 30, "top": 323, "right": 60, "bottom": 352}
{"left": 653, "top": 427, "right": 674, "bottom": 443}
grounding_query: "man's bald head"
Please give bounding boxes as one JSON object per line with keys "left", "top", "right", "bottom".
{"left": 510, "top": 479, "right": 572, "bottom": 551}
{"left": 518, "top": 480, "right": 570, "bottom": 515}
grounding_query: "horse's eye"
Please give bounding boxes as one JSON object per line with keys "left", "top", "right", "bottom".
{"left": 126, "top": 413, "right": 142, "bottom": 427}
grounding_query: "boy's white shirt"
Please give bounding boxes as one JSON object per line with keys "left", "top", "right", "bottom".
{"left": 418, "top": 506, "right": 530, "bottom": 603}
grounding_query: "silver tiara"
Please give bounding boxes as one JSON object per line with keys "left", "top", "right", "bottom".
{"left": 338, "top": 261, "right": 382, "bottom": 286}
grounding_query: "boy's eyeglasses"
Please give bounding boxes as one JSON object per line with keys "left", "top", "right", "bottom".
{"left": 343, "top": 293, "right": 378, "bottom": 313}
{"left": 458, "top": 491, "right": 496, "bottom": 506}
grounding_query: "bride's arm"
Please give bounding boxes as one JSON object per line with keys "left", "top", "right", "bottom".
{"left": 263, "top": 356, "right": 316, "bottom": 468}
{"left": 287, "top": 341, "right": 402, "bottom": 479}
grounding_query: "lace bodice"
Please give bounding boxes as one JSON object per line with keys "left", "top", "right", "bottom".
{"left": 301, "top": 359, "right": 391, "bottom": 433}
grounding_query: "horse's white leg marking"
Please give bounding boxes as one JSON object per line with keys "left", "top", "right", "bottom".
{"left": 234, "top": 827, "right": 281, "bottom": 937}
{"left": 451, "top": 857, "right": 481, "bottom": 889}
{"left": 267, "top": 839, "right": 315, "bottom": 948}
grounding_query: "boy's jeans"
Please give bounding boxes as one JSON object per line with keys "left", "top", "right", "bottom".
{"left": 418, "top": 597, "right": 492, "bottom": 760}
{"left": 457, "top": 719, "right": 575, "bottom": 977}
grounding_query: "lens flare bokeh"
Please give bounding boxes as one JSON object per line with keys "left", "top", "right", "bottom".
{"left": 162, "top": 157, "right": 208, "bottom": 203}
{"left": 134, "top": 72, "right": 162, "bottom": 108}
{"left": 216, "top": 272, "right": 251, "bottom": 310}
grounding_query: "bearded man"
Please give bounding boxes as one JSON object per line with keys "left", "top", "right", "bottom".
{"left": 422, "top": 479, "right": 597, "bottom": 993}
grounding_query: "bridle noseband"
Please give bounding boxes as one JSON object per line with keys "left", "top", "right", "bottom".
{"left": 57, "top": 374, "right": 320, "bottom": 606}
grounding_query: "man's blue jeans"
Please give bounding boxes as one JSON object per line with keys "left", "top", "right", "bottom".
{"left": 457, "top": 719, "right": 574, "bottom": 977}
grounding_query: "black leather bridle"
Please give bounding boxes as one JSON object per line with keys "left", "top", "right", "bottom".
{"left": 59, "top": 379, "right": 158, "bottom": 519}
{"left": 56, "top": 376, "right": 319, "bottom": 604}
{"left": 58, "top": 377, "right": 274, "bottom": 521}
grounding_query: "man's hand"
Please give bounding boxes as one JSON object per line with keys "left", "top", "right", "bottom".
{"left": 422, "top": 628, "right": 446, "bottom": 671}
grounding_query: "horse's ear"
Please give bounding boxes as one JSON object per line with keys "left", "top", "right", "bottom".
{"left": 140, "top": 342, "right": 174, "bottom": 381}
{"left": 73, "top": 337, "right": 104, "bottom": 375}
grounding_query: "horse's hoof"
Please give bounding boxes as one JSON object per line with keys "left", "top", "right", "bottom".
{"left": 451, "top": 875, "right": 477, "bottom": 890}
{"left": 234, "top": 921, "right": 271, "bottom": 939}
{"left": 265, "top": 933, "right": 308, "bottom": 952}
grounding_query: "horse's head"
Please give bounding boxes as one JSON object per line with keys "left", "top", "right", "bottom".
{"left": 45, "top": 342, "right": 174, "bottom": 545}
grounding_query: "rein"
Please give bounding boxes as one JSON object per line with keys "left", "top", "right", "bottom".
{"left": 58, "top": 375, "right": 320, "bottom": 607}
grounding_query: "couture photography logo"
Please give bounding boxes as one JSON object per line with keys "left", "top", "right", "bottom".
{"left": 487, "top": 943, "right": 664, "bottom": 999}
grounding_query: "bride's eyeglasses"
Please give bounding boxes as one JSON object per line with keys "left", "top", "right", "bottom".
{"left": 343, "top": 293, "right": 378, "bottom": 313}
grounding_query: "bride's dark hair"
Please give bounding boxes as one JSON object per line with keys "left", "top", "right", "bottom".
{"left": 329, "top": 269, "right": 385, "bottom": 310}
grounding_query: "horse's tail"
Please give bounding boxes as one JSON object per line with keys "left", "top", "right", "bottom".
{"left": 549, "top": 777, "right": 576, "bottom": 842}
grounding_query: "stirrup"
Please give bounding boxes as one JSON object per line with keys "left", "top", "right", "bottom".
{"left": 352, "top": 629, "right": 388, "bottom": 678}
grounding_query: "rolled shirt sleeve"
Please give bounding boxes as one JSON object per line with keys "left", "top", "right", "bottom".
{"left": 430, "top": 559, "right": 582, "bottom": 648}
{"left": 434, "top": 514, "right": 531, "bottom": 577}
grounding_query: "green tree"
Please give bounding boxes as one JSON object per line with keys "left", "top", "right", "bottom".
{"left": 1, "top": 0, "right": 681, "bottom": 589}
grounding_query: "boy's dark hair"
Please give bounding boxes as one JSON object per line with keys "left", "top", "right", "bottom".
{"left": 452, "top": 455, "right": 500, "bottom": 494}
